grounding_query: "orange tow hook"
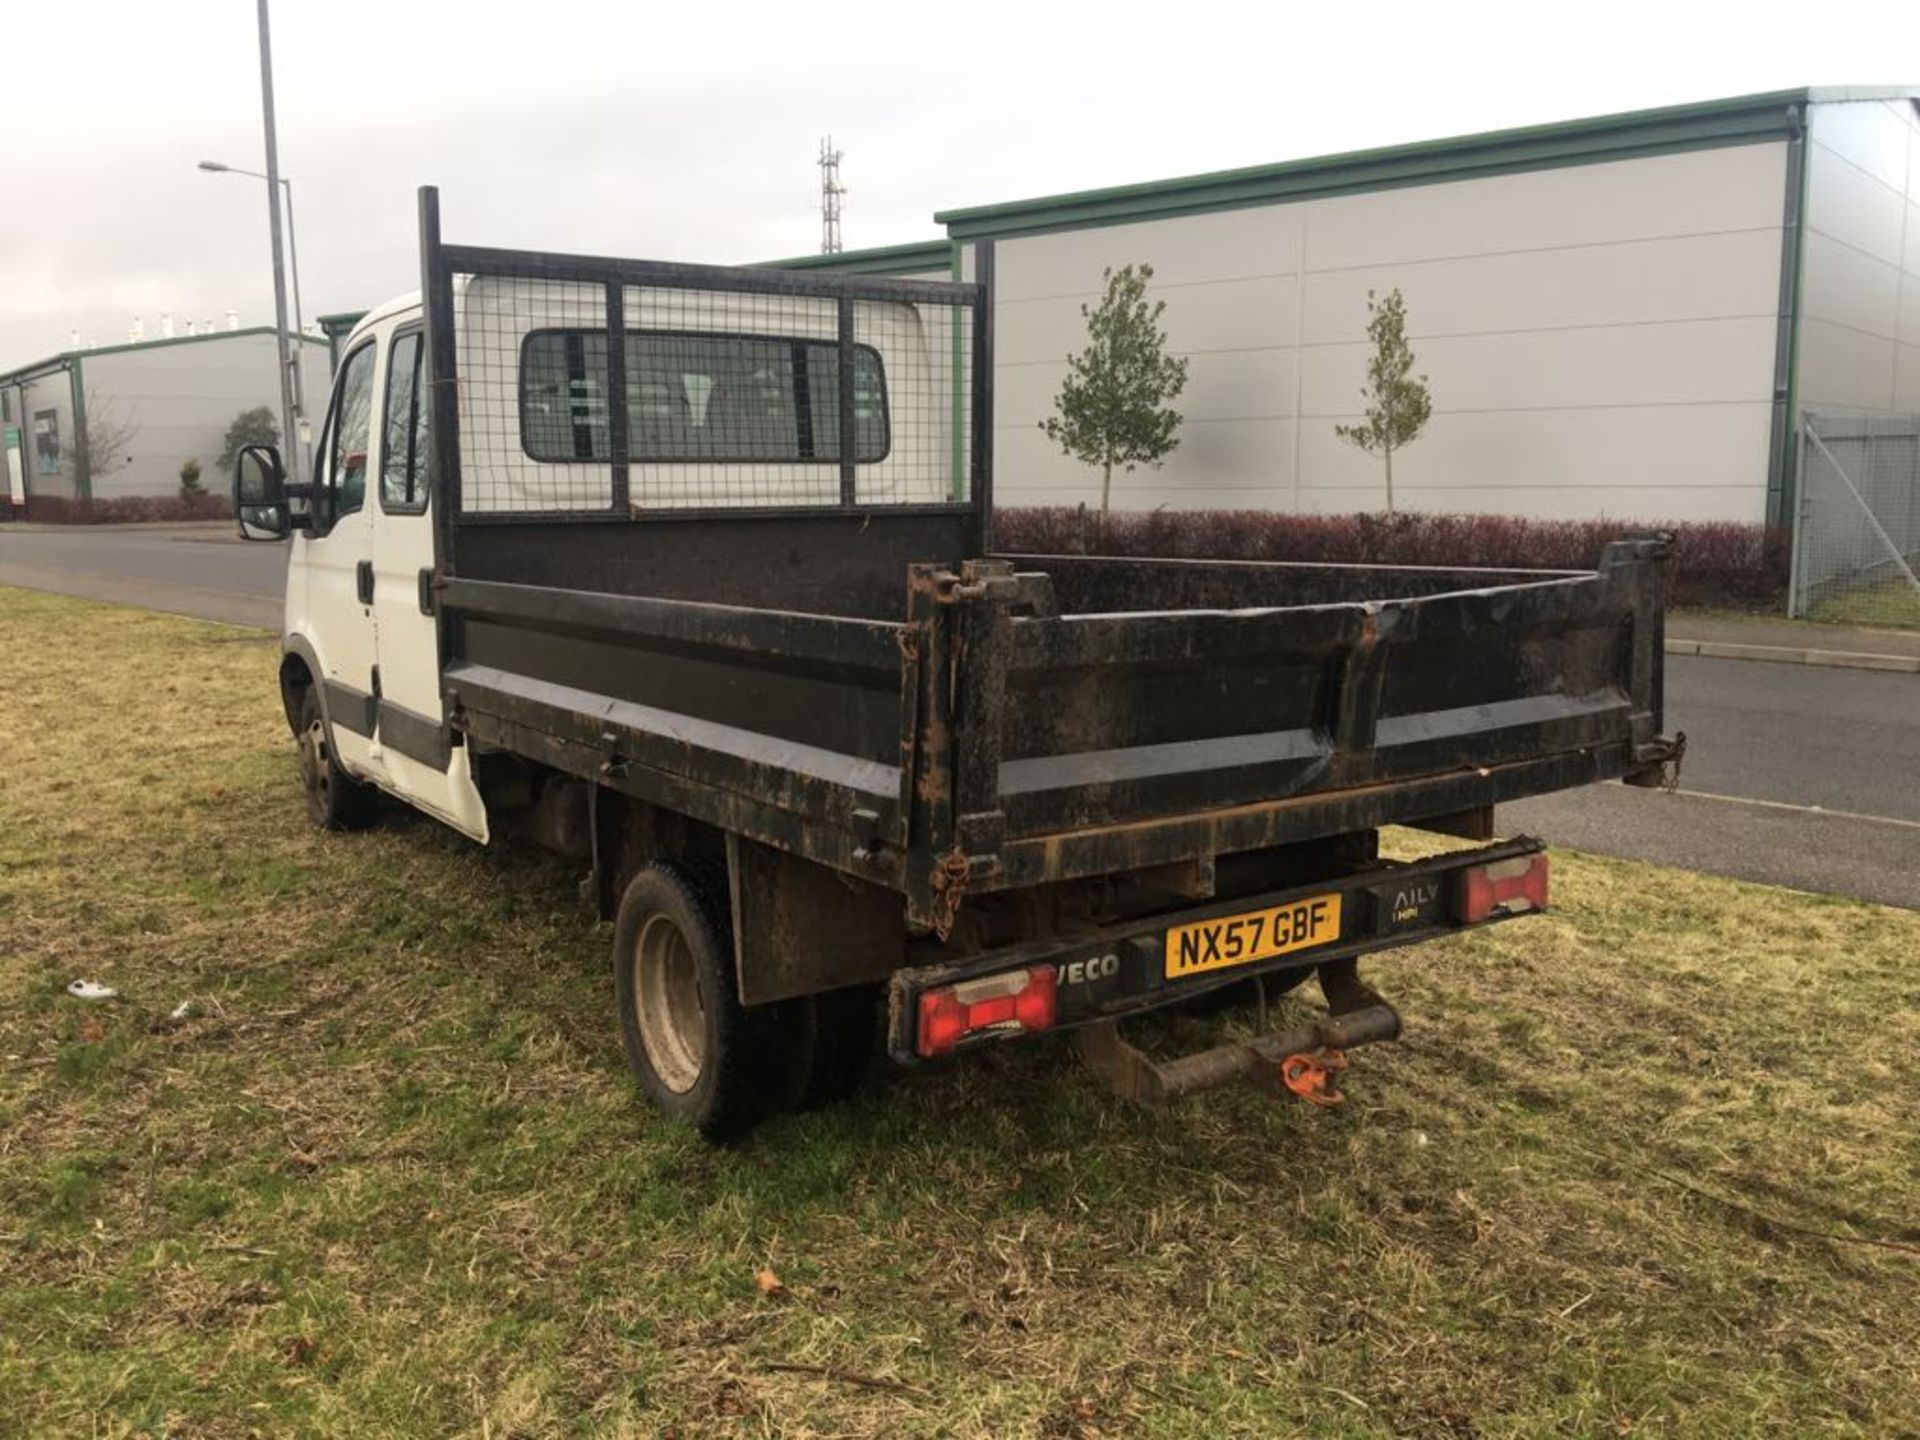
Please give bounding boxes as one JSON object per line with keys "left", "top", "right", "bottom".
{"left": 1279, "top": 1048, "right": 1349, "bottom": 1107}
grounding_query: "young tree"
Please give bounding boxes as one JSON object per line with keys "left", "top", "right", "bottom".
{"left": 218, "top": 406, "right": 280, "bottom": 472}
{"left": 1040, "top": 264, "right": 1189, "bottom": 523}
{"left": 179, "top": 458, "right": 204, "bottom": 497}
{"left": 68, "top": 392, "right": 140, "bottom": 492}
{"left": 1334, "top": 288, "right": 1432, "bottom": 513}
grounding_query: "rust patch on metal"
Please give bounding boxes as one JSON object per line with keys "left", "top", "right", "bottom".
{"left": 926, "top": 847, "right": 972, "bottom": 940}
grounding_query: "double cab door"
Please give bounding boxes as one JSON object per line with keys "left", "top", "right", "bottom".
{"left": 296, "top": 316, "right": 487, "bottom": 840}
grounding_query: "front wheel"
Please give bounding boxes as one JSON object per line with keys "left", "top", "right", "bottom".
{"left": 613, "top": 863, "right": 802, "bottom": 1139}
{"left": 293, "top": 687, "right": 376, "bottom": 831}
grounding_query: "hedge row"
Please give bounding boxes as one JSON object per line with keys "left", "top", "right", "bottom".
{"left": 12, "top": 493, "right": 233, "bottom": 525}
{"left": 995, "top": 507, "right": 1789, "bottom": 610}
{"left": 4, "top": 493, "right": 1789, "bottom": 611}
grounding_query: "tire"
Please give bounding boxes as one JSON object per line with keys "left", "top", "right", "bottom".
{"left": 612, "top": 862, "right": 801, "bottom": 1139}
{"left": 293, "top": 686, "right": 377, "bottom": 831}
{"left": 792, "top": 984, "right": 878, "bottom": 1111}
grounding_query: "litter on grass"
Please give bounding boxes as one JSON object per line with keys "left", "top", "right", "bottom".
{"left": 66, "top": 980, "right": 116, "bottom": 1001}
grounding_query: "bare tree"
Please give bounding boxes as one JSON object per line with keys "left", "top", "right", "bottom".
{"left": 69, "top": 391, "right": 140, "bottom": 494}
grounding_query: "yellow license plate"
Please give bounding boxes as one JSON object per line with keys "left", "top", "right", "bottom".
{"left": 1164, "top": 893, "right": 1343, "bottom": 980}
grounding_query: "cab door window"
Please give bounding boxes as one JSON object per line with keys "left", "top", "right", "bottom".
{"left": 379, "top": 330, "right": 429, "bottom": 514}
{"left": 316, "top": 341, "right": 376, "bottom": 532}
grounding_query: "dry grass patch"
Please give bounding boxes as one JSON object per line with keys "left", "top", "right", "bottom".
{"left": 1, "top": 586, "right": 1917, "bottom": 1438}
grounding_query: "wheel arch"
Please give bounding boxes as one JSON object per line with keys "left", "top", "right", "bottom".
{"left": 278, "top": 636, "right": 326, "bottom": 736}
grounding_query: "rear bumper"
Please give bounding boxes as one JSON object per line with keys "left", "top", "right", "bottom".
{"left": 885, "top": 835, "right": 1546, "bottom": 1065}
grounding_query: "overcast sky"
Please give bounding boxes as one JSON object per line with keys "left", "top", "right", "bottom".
{"left": 2, "top": 0, "right": 1914, "bottom": 364}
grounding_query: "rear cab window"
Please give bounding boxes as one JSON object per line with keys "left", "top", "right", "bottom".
{"left": 519, "top": 330, "right": 888, "bottom": 466}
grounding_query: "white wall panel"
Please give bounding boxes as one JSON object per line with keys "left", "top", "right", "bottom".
{"left": 1166, "top": 348, "right": 1297, "bottom": 423}
{"left": 1895, "top": 344, "right": 1920, "bottom": 411}
{"left": 1303, "top": 316, "right": 1777, "bottom": 417}
{"left": 997, "top": 338, "right": 1296, "bottom": 426}
{"left": 1912, "top": 107, "right": 1920, "bottom": 197}
{"left": 1802, "top": 229, "right": 1903, "bottom": 339}
{"left": 1301, "top": 229, "right": 1780, "bottom": 344}
{"left": 996, "top": 274, "right": 1297, "bottom": 366}
{"left": 994, "top": 358, "right": 1067, "bottom": 430}
{"left": 1799, "top": 100, "right": 1919, "bottom": 417}
{"left": 1798, "top": 317, "right": 1896, "bottom": 412}
{"left": 1301, "top": 482, "right": 1764, "bottom": 523}
{"left": 1155, "top": 275, "right": 1299, "bottom": 354}
{"left": 1814, "top": 99, "right": 1914, "bottom": 193}
{"left": 994, "top": 414, "right": 1295, "bottom": 509}
{"left": 1304, "top": 143, "right": 1786, "bottom": 269}
{"left": 79, "top": 335, "right": 329, "bottom": 500}
{"left": 993, "top": 206, "right": 1303, "bottom": 301}
{"left": 983, "top": 139, "right": 1790, "bottom": 521}
{"left": 1806, "top": 139, "right": 1907, "bottom": 266}
{"left": 1295, "top": 405, "right": 1774, "bottom": 522}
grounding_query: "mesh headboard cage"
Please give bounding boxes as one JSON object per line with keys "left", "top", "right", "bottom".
{"left": 418, "top": 188, "right": 990, "bottom": 535}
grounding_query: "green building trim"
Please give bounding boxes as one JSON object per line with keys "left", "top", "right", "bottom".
{"left": 933, "top": 88, "right": 1920, "bottom": 242}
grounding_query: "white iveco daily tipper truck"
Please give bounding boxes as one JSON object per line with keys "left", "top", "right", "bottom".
{"left": 235, "top": 189, "right": 1682, "bottom": 1137}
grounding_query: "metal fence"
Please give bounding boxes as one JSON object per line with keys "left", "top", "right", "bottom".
{"left": 1789, "top": 412, "right": 1920, "bottom": 625}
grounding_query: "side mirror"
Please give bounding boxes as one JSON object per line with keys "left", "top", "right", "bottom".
{"left": 234, "top": 444, "right": 290, "bottom": 541}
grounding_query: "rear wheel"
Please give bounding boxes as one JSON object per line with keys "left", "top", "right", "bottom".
{"left": 613, "top": 862, "right": 802, "bottom": 1139}
{"left": 792, "top": 985, "right": 878, "bottom": 1111}
{"left": 293, "top": 687, "right": 376, "bottom": 831}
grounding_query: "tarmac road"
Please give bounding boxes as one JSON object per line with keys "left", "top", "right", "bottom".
{"left": 0, "top": 522, "right": 285, "bottom": 630}
{"left": 2, "top": 523, "right": 1915, "bottom": 908}
{"left": 1505, "top": 655, "right": 1920, "bottom": 910}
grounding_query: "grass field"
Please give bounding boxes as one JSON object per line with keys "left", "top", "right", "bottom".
{"left": 2, "top": 586, "right": 1917, "bottom": 1439}
{"left": 1807, "top": 582, "right": 1920, "bottom": 631}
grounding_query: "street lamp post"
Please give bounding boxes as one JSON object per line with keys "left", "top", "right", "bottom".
{"left": 198, "top": 163, "right": 304, "bottom": 350}
{"left": 199, "top": 158, "right": 308, "bottom": 476}
{"left": 224, "top": 0, "right": 301, "bottom": 489}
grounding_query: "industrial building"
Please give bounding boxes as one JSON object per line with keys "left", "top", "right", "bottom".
{"left": 1, "top": 327, "right": 327, "bottom": 510}
{"left": 779, "top": 87, "right": 1920, "bottom": 526}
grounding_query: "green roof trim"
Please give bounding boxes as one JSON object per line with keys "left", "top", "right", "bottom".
{"left": 934, "top": 87, "right": 1920, "bottom": 241}
{"left": 0, "top": 325, "right": 325, "bottom": 386}
{"left": 759, "top": 239, "right": 954, "bottom": 276}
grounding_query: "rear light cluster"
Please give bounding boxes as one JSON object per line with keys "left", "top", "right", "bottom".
{"left": 916, "top": 964, "right": 1058, "bottom": 1058}
{"left": 1458, "top": 853, "right": 1549, "bottom": 923}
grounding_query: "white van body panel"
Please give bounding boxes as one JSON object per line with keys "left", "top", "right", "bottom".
{"left": 285, "top": 298, "right": 487, "bottom": 841}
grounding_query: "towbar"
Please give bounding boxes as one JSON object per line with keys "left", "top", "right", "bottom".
{"left": 1076, "top": 999, "right": 1403, "bottom": 1108}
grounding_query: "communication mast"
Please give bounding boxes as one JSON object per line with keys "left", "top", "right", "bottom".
{"left": 818, "top": 137, "right": 846, "bottom": 254}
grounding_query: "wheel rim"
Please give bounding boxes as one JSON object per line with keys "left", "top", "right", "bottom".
{"left": 298, "top": 716, "right": 330, "bottom": 816}
{"left": 632, "top": 912, "right": 706, "bottom": 1094}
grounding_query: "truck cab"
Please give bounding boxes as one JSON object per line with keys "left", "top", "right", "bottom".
{"left": 269, "top": 293, "right": 488, "bottom": 839}
{"left": 255, "top": 270, "right": 948, "bottom": 844}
